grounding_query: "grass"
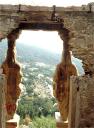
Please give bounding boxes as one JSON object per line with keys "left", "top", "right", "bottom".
{"left": 28, "top": 116, "right": 56, "bottom": 128}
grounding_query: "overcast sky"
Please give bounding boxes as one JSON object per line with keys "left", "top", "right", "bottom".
{"left": 17, "top": 30, "right": 63, "bottom": 54}
{"left": 0, "top": 0, "right": 93, "bottom": 6}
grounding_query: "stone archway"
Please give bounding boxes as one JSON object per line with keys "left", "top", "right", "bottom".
{"left": 1, "top": 21, "right": 78, "bottom": 128}
{"left": 0, "top": 4, "right": 94, "bottom": 74}
{"left": 0, "top": 4, "right": 94, "bottom": 128}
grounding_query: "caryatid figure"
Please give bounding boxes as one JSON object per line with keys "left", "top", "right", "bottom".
{"left": 2, "top": 29, "right": 22, "bottom": 120}
{"left": 53, "top": 29, "right": 77, "bottom": 121}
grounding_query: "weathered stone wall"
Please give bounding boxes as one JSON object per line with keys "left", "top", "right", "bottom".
{"left": 69, "top": 76, "right": 94, "bottom": 128}
{"left": 0, "top": 3, "right": 94, "bottom": 73}
{"left": 0, "top": 11, "right": 19, "bottom": 38}
{"left": 0, "top": 3, "right": 94, "bottom": 128}
{"left": 0, "top": 73, "right": 6, "bottom": 128}
{"left": 65, "top": 12, "right": 94, "bottom": 73}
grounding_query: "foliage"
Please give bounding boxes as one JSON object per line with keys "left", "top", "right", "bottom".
{"left": 16, "top": 46, "right": 58, "bottom": 120}
{"left": 17, "top": 97, "right": 57, "bottom": 119}
{"left": 0, "top": 40, "right": 58, "bottom": 128}
{"left": 0, "top": 38, "right": 83, "bottom": 128}
{"left": 29, "top": 116, "right": 56, "bottom": 128}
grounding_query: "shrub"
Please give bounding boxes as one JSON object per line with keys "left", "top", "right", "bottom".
{"left": 30, "top": 116, "right": 56, "bottom": 128}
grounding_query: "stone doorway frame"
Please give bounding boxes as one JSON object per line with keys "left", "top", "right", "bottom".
{"left": 1, "top": 21, "right": 75, "bottom": 128}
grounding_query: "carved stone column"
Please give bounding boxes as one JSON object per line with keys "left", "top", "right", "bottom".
{"left": 1, "top": 29, "right": 22, "bottom": 121}
{"left": 53, "top": 28, "right": 77, "bottom": 123}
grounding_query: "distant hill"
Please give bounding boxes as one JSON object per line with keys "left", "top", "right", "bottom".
{"left": 16, "top": 42, "right": 61, "bottom": 65}
{"left": 0, "top": 39, "right": 84, "bottom": 75}
{"left": 0, "top": 39, "right": 84, "bottom": 119}
{"left": 0, "top": 40, "right": 61, "bottom": 65}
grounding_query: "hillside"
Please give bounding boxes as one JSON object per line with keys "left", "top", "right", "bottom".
{"left": 0, "top": 39, "right": 84, "bottom": 74}
{"left": 0, "top": 39, "right": 84, "bottom": 98}
{"left": 0, "top": 39, "right": 84, "bottom": 119}
{"left": 16, "top": 43, "right": 61, "bottom": 65}
{"left": 0, "top": 39, "right": 62, "bottom": 96}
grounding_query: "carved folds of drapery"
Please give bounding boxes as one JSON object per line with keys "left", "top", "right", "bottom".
{"left": 2, "top": 29, "right": 22, "bottom": 120}
{"left": 53, "top": 28, "right": 77, "bottom": 121}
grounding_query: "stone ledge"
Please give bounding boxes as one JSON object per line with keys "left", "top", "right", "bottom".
{"left": 6, "top": 114, "right": 20, "bottom": 128}
{"left": 55, "top": 112, "right": 68, "bottom": 128}
{"left": 6, "top": 122, "right": 17, "bottom": 128}
{"left": 56, "top": 122, "right": 68, "bottom": 128}
{"left": 0, "top": 3, "right": 94, "bottom": 12}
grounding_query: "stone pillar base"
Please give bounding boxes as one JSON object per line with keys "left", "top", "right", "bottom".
{"left": 6, "top": 122, "right": 17, "bottom": 128}
{"left": 55, "top": 112, "right": 68, "bottom": 128}
{"left": 56, "top": 122, "right": 68, "bottom": 128}
{"left": 6, "top": 114, "right": 20, "bottom": 128}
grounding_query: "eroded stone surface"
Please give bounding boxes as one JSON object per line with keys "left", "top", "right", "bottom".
{"left": 69, "top": 76, "right": 94, "bottom": 128}
{"left": 0, "top": 3, "right": 94, "bottom": 128}
{"left": 0, "top": 3, "right": 94, "bottom": 74}
{"left": 1, "top": 30, "right": 22, "bottom": 120}
{"left": 6, "top": 122, "right": 17, "bottom": 128}
{"left": 53, "top": 28, "right": 77, "bottom": 121}
{"left": 0, "top": 74, "right": 6, "bottom": 128}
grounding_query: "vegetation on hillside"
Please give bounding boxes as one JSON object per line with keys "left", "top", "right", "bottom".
{"left": 16, "top": 43, "right": 60, "bottom": 126}
{"left": 17, "top": 60, "right": 58, "bottom": 121}
{"left": 0, "top": 39, "right": 84, "bottom": 127}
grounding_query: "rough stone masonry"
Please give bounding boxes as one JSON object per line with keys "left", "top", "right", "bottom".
{"left": 0, "top": 2, "right": 94, "bottom": 128}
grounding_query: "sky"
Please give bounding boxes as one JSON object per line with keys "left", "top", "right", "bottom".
{"left": 16, "top": 30, "right": 63, "bottom": 54}
{"left": 0, "top": 0, "right": 93, "bottom": 6}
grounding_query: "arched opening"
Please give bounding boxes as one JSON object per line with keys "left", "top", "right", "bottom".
{"left": 0, "top": 3, "right": 94, "bottom": 128}
{"left": 0, "top": 26, "right": 83, "bottom": 127}
{"left": 0, "top": 20, "right": 85, "bottom": 127}
{"left": 15, "top": 30, "right": 63, "bottom": 127}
